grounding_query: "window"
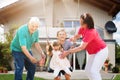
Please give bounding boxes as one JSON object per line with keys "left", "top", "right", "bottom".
{"left": 38, "top": 18, "right": 46, "bottom": 38}
{"left": 73, "top": 21, "right": 80, "bottom": 28}
{"left": 64, "top": 20, "right": 80, "bottom": 28}
{"left": 64, "top": 21, "right": 72, "bottom": 28}
{"left": 39, "top": 19, "right": 45, "bottom": 27}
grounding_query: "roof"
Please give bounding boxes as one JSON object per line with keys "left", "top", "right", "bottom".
{"left": 78, "top": 0, "right": 120, "bottom": 17}
{"left": 0, "top": 0, "right": 19, "bottom": 9}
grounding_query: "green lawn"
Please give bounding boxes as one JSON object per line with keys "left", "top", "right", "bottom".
{"left": 0, "top": 74, "right": 45, "bottom": 80}
{"left": 1, "top": 74, "right": 120, "bottom": 80}
{"left": 113, "top": 75, "right": 120, "bottom": 80}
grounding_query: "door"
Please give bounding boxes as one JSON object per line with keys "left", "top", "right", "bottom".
{"left": 72, "top": 50, "right": 86, "bottom": 71}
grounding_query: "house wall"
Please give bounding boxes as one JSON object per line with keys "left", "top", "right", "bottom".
{"left": 4, "top": 0, "right": 112, "bottom": 39}
{"left": 4, "top": 0, "right": 53, "bottom": 31}
{"left": 53, "top": 0, "right": 113, "bottom": 39}
{"left": 106, "top": 42, "right": 116, "bottom": 66}
{"left": 0, "top": 26, "right": 5, "bottom": 42}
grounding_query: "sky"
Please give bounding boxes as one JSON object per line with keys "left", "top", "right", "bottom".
{"left": 113, "top": 11, "right": 120, "bottom": 45}
{"left": 0, "top": 0, "right": 19, "bottom": 8}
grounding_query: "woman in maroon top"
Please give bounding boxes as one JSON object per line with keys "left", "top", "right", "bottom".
{"left": 60, "top": 13, "right": 108, "bottom": 80}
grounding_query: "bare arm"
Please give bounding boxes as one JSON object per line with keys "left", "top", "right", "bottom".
{"left": 70, "top": 34, "right": 81, "bottom": 42}
{"left": 34, "top": 42, "right": 45, "bottom": 58}
{"left": 34, "top": 42, "right": 46, "bottom": 66}
{"left": 21, "top": 46, "right": 37, "bottom": 63}
{"left": 68, "top": 42, "right": 87, "bottom": 53}
{"left": 60, "top": 42, "right": 87, "bottom": 58}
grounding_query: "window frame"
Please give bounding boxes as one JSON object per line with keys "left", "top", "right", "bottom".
{"left": 63, "top": 19, "right": 80, "bottom": 28}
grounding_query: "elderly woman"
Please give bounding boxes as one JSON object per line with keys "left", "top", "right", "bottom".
{"left": 60, "top": 13, "right": 108, "bottom": 80}
{"left": 11, "top": 17, "right": 45, "bottom": 80}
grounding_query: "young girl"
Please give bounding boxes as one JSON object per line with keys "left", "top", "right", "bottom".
{"left": 49, "top": 41, "right": 72, "bottom": 80}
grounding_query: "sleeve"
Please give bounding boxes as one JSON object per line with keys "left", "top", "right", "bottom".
{"left": 35, "top": 30, "right": 39, "bottom": 42}
{"left": 68, "top": 40, "right": 73, "bottom": 47}
{"left": 18, "top": 29, "right": 27, "bottom": 47}
{"left": 66, "top": 39, "right": 73, "bottom": 49}
{"left": 82, "top": 31, "right": 94, "bottom": 43}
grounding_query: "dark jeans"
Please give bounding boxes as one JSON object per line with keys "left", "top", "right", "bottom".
{"left": 12, "top": 50, "right": 36, "bottom": 80}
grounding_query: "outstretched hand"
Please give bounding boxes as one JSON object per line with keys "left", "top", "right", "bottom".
{"left": 29, "top": 57, "right": 38, "bottom": 64}
{"left": 69, "top": 36, "right": 76, "bottom": 42}
{"left": 37, "top": 57, "right": 45, "bottom": 66}
{"left": 41, "top": 54, "right": 46, "bottom": 59}
{"left": 59, "top": 51, "right": 69, "bottom": 59}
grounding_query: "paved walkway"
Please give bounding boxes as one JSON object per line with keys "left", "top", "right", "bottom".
{"left": 8, "top": 70, "right": 114, "bottom": 80}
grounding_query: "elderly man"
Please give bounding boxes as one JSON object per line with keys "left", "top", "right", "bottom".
{"left": 11, "top": 17, "right": 45, "bottom": 80}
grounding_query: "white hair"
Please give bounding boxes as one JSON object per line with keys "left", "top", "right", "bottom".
{"left": 29, "top": 17, "right": 40, "bottom": 25}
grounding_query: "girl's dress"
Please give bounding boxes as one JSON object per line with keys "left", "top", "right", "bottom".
{"left": 50, "top": 50, "right": 72, "bottom": 77}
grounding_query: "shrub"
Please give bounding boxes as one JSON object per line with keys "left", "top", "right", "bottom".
{"left": 0, "top": 66, "right": 3, "bottom": 70}
{"left": 0, "top": 27, "right": 16, "bottom": 70}
{"left": 112, "top": 66, "right": 119, "bottom": 73}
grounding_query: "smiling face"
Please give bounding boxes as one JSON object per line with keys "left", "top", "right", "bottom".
{"left": 57, "top": 30, "right": 67, "bottom": 41}
{"left": 28, "top": 17, "right": 40, "bottom": 34}
{"left": 28, "top": 22, "right": 39, "bottom": 34}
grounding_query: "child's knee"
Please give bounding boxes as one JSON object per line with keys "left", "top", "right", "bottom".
{"left": 65, "top": 74, "right": 70, "bottom": 80}
{"left": 54, "top": 76, "right": 61, "bottom": 80}
{"left": 65, "top": 73, "right": 71, "bottom": 77}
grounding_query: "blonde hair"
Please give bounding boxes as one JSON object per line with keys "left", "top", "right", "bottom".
{"left": 57, "top": 29, "right": 66, "bottom": 36}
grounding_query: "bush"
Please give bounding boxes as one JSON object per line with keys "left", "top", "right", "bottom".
{"left": 0, "top": 27, "right": 16, "bottom": 71}
{"left": 0, "top": 42, "right": 12, "bottom": 70}
{"left": 112, "top": 66, "right": 119, "bottom": 73}
{"left": 0, "top": 66, "right": 3, "bottom": 70}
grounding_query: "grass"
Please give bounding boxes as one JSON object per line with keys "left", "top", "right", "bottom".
{"left": 113, "top": 75, "right": 120, "bottom": 80}
{"left": 0, "top": 74, "right": 45, "bottom": 80}
{"left": 1, "top": 74, "right": 119, "bottom": 80}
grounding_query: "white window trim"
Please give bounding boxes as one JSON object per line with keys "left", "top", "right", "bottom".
{"left": 63, "top": 19, "right": 80, "bottom": 28}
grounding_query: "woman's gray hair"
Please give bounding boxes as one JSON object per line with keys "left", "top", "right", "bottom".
{"left": 29, "top": 17, "right": 41, "bottom": 25}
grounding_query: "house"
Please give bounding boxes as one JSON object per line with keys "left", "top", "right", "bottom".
{"left": 0, "top": 25, "right": 5, "bottom": 42}
{"left": 0, "top": 0, "right": 120, "bottom": 70}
